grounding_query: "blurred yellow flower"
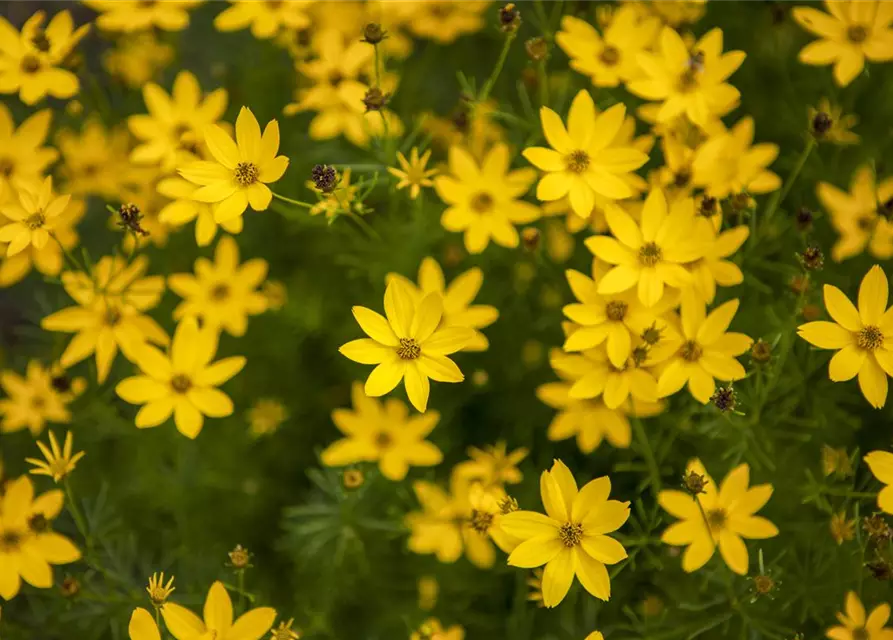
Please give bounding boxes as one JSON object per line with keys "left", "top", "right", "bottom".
{"left": 161, "top": 581, "right": 276, "bottom": 639}
{"left": 410, "top": 618, "right": 465, "bottom": 640}
{"left": 585, "top": 633, "right": 605, "bottom": 640}
{"left": 550, "top": 346, "right": 660, "bottom": 409}
{"left": 825, "top": 591, "right": 893, "bottom": 639}
{"left": 85, "top": 0, "right": 205, "bottom": 33}
{"left": 26, "top": 430, "right": 85, "bottom": 483}
{"left": 422, "top": 100, "right": 505, "bottom": 162}
{"left": 103, "top": 32, "right": 174, "bottom": 89}
{"left": 0, "top": 177, "right": 70, "bottom": 257}
{"left": 404, "top": 1, "right": 488, "bottom": 43}
{"left": 158, "top": 177, "right": 242, "bottom": 247}
{"left": 388, "top": 147, "right": 437, "bottom": 200}
{"left": 418, "top": 575, "right": 439, "bottom": 611}
{"left": 215, "top": 0, "right": 312, "bottom": 39}
{"left": 809, "top": 98, "right": 859, "bottom": 145}
{"left": 865, "top": 450, "right": 893, "bottom": 514}
{"left": 0, "top": 106, "right": 57, "bottom": 203}
{"left": 830, "top": 510, "right": 856, "bottom": 545}
{"left": 452, "top": 442, "right": 528, "bottom": 489}
{"left": 262, "top": 279, "right": 288, "bottom": 311}
{"left": 246, "top": 398, "right": 289, "bottom": 437}
{"left": 269, "top": 618, "right": 301, "bottom": 640}
{"left": 685, "top": 219, "right": 749, "bottom": 304}
{"left": 128, "top": 608, "right": 160, "bottom": 640}
{"left": 56, "top": 120, "right": 134, "bottom": 199}
{"left": 0, "top": 361, "right": 78, "bottom": 436}
{"left": 691, "top": 117, "right": 779, "bottom": 198}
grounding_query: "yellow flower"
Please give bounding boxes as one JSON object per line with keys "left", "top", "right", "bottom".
{"left": 115, "top": 317, "right": 246, "bottom": 439}
{"left": 0, "top": 177, "right": 71, "bottom": 257}
{"left": 410, "top": 618, "right": 465, "bottom": 640}
{"left": 339, "top": 278, "right": 473, "bottom": 413}
{"left": 215, "top": 1, "right": 312, "bottom": 39}
{"left": 826, "top": 591, "right": 893, "bottom": 639}
{"left": 551, "top": 345, "right": 661, "bottom": 409}
{"left": 0, "top": 475, "right": 82, "bottom": 600}
{"left": 435, "top": 143, "right": 540, "bottom": 254}
{"left": 168, "top": 235, "right": 269, "bottom": 337}
{"left": 56, "top": 120, "right": 134, "bottom": 199}
{"left": 386, "top": 257, "right": 498, "bottom": 351}
{"left": 798, "top": 265, "right": 893, "bottom": 408}
{"left": 830, "top": 510, "right": 856, "bottom": 545}
{"left": 658, "top": 459, "right": 778, "bottom": 575}
{"left": 388, "top": 147, "right": 438, "bottom": 200}
{"left": 26, "top": 431, "right": 84, "bottom": 483}
{"left": 817, "top": 165, "right": 893, "bottom": 262}
{"left": 179, "top": 107, "right": 289, "bottom": 224}
{"left": 85, "top": 0, "right": 204, "bottom": 33}
{"left": 145, "top": 572, "right": 175, "bottom": 606}
{"left": 822, "top": 444, "right": 853, "bottom": 477}
{"left": 0, "top": 361, "right": 77, "bottom": 435}
{"left": 523, "top": 90, "right": 648, "bottom": 218}
{"left": 269, "top": 618, "right": 301, "bottom": 640}
{"left": 452, "top": 442, "right": 528, "bottom": 489}
{"left": 418, "top": 575, "right": 439, "bottom": 611}
{"left": 246, "top": 398, "right": 289, "bottom": 437}
{"left": 685, "top": 219, "right": 750, "bottom": 304}
{"left": 158, "top": 177, "right": 243, "bottom": 247}
{"left": 809, "top": 97, "right": 860, "bottom": 145}
{"left": 585, "top": 634, "right": 604, "bottom": 640}
{"left": 128, "top": 607, "right": 161, "bottom": 640}
{"left": 628, "top": 27, "right": 744, "bottom": 127}
{"left": 103, "top": 32, "right": 174, "bottom": 89}
{"left": 262, "top": 280, "right": 288, "bottom": 311}
{"left": 793, "top": 1, "right": 893, "bottom": 87}
{"left": 307, "top": 167, "right": 361, "bottom": 218}
{"left": 321, "top": 381, "right": 442, "bottom": 481}
{"left": 465, "top": 482, "right": 522, "bottom": 553}
{"left": 161, "top": 580, "right": 276, "bottom": 639}
{"left": 422, "top": 100, "right": 505, "bottom": 162}
{"left": 657, "top": 298, "right": 752, "bottom": 403}
{"left": 0, "top": 11, "right": 89, "bottom": 105}
{"left": 691, "top": 117, "right": 780, "bottom": 198}
{"left": 585, "top": 189, "right": 701, "bottom": 307}
{"left": 865, "top": 450, "right": 893, "bottom": 515}
{"left": 405, "top": 1, "right": 488, "bottom": 43}
{"left": 501, "top": 459, "right": 630, "bottom": 606}
{"left": 0, "top": 106, "right": 57, "bottom": 204}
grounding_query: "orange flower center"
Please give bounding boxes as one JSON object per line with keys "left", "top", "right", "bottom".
{"left": 848, "top": 25, "right": 868, "bottom": 44}
{"left": 606, "top": 300, "right": 627, "bottom": 321}
{"left": 638, "top": 242, "right": 663, "bottom": 267}
{"left": 171, "top": 374, "right": 192, "bottom": 394}
{"left": 857, "top": 325, "right": 883, "bottom": 351}
{"left": 565, "top": 150, "right": 590, "bottom": 174}
{"left": 680, "top": 340, "right": 702, "bottom": 362}
{"left": 397, "top": 337, "right": 421, "bottom": 360}
{"left": 234, "top": 162, "right": 259, "bottom": 186}
{"left": 558, "top": 522, "right": 583, "bottom": 547}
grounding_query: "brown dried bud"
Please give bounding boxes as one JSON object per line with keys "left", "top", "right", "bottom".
{"left": 227, "top": 544, "right": 252, "bottom": 569}
{"left": 752, "top": 574, "right": 776, "bottom": 595}
{"left": 61, "top": 576, "right": 80, "bottom": 598}
{"left": 710, "top": 384, "right": 737, "bottom": 413}
{"left": 521, "top": 227, "right": 541, "bottom": 251}
{"left": 811, "top": 111, "right": 832, "bottom": 136}
{"left": 798, "top": 245, "right": 824, "bottom": 271}
{"left": 864, "top": 515, "right": 893, "bottom": 543}
{"left": 117, "top": 203, "right": 149, "bottom": 237}
{"left": 361, "top": 23, "right": 387, "bottom": 45}
{"left": 525, "top": 37, "right": 548, "bottom": 62}
{"left": 682, "top": 470, "right": 708, "bottom": 496}
{"left": 750, "top": 339, "right": 772, "bottom": 364}
{"left": 795, "top": 207, "right": 814, "bottom": 232}
{"left": 311, "top": 164, "right": 338, "bottom": 193}
{"left": 499, "top": 3, "right": 521, "bottom": 33}
{"left": 362, "top": 87, "right": 390, "bottom": 112}
{"left": 867, "top": 557, "right": 893, "bottom": 581}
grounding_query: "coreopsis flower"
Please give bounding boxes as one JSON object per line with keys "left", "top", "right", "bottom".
{"left": 657, "top": 298, "right": 752, "bottom": 403}
{"left": 26, "top": 431, "right": 84, "bottom": 483}
{"left": 465, "top": 482, "right": 522, "bottom": 553}
{"left": 817, "top": 165, "right": 893, "bottom": 262}
{"left": 103, "top": 32, "right": 174, "bottom": 89}
{"left": 56, "top": 120, "right": 134, "bottom": 199}
{"left": 556, "top": 8, "right": 661, "bottom": 87}
{"left": 161, "top": 581, "right": 276, "bottom": 639}
{"left": 85, "top": 0, "right": 204, "bottom": 33}
{"left": 168, "top": 235, "right": 268, "bottom": 336}
{"left": 691, "top": 117, "right": 780, "bottom": 198}
{"left": 434, "top": 143, "right": 540, "bottom": 254}
{"left": 405, "top": 1, "right": 489, "bottom": 43}
{"left": 270, "top": 619, "right": 301, "bottom": 640}
{"left": 628, "top": 27, "right": 745, "bottom": 127}
{"left": 128, "top": 71, "right": 228, "bottom": 172}
{"left": 0, "top": 475, "right": 82, "bottom": 600}
{"left": 386, "top": 257, "right": 498, "bottom": 351}
{"left": 809, "top": 98, "right": 859, "bottom": 145}
{"left": 214, "top": 0, "right": 312, "bottom": 39}
{"left": 321, "top": 381, "right": 442, "bottom": 481}
{"left": 146, "top": 572, "right": 175, "bottom": 606}
{"left": 179, "top": 107, "right": 289, "bottom": 224}
{"left": 246, "top": 398, "right": 288, "bottom": 437}
{"left": 116, "top": 317, "right": 246, "bottom": 439}
{"left": 798, "top": 265, "right": 893, "bottom": 408}
{"left": 157, "top": 177, "right": 242, "bottom": 246}
{"left": 423, "top": 100, "right": 505, "bottom": 162}
{"left": 501, "top": 460, "right": 630, "bottom": 606}
{"left": 410, "top": 619, "right": 465, "bottom": 640}
{"left": 388, "top": 147, "right": 437, "bottom": 200}
{"left": 585, "top": 189, "right": 701, "bottom": 307}
{"left": 659, "top": 459, "right": 777, "bottom": 575}
{"left": 0, "top": 361, "right": 79, "bottom": 435}
{"left": 830, "top": 510, "right": 856, "bottom": 545}
{"left": 550, "top": 346, "right": 661, "bottom": 409}
{"left": 793, "top": 1, "right": 893, "bottom": 87}
{"left": 523, "top": 90, "right": 649, "bottom": 218}
{"left": 0, "top": 106, "right": 57, "bottom": 203}
{"left": 866, "top": 451, "right": 893, "bottom": 514}
{"left": 452, "top": 442, "right": 528, "bottom": 489}
{"left": 684, "top": 220, "right": 750, "bottom": 304}
{"left": 585, "top": 634, "right": 604, "bottom": 640}
{"left": 128, "top": 608, "right": 161, "bottom": 640}
{"left": 652, "top": 135, "right": 698, "bottom": 202}
{"left": 826, "top": 592, "right": 893, "bottom": 639}
{"left": 0, "top": 178, "right": 70, "bottom": 257}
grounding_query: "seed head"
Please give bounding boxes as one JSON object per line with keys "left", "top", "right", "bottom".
{"left": 361, "top": 22, "right": 387, "bottom": 45}
{"left": 682, "top": 470, "right": 708, "bottom": 496}
{"left": 362, "top": 87, "right": 390, "bottom": 112}
{"left": 863, "top": 515, "right": 893, "bottom": 543}
{"left": 227, "top": 544, "right": 252, "bottom": 569}
{"left": 117, "top": 203, "right": 149, "bottom": 237}
{"left": 867, "top": 556, "right": 893, "bottom": 581}
{"left": 521, "top": 227, "right": 541, "bottom": 252}
{"left": 525, "top": 37, "right": 548, "bottom": 62}
{"left": 811, "top": 111, "right": 833, "bottom": 136}
{"left": 499, "top": 3, "right": 521, "bottom": 33}
{"left": 752, "top": 574, "right": 777, "bottom": 597}
{"left": 798, "top": 246, "right": 824, "bottom": 271}
{"left": 710, "top": 384, "right": 737, "bottom": 413}
{"left": 311, "top": 164, "right": 339, "bottom": 193}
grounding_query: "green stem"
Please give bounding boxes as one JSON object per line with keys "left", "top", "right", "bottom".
{"left": 271, "top": 191, "right": 314, "bottom": 209}
{"left": 761, "top": 136, "right": 816, "bottom": 228}
{"left": 537, "top": 59, "right": 549, "bottom": 107}
{"left": 694, "top": 497, "right": 717, "bottom": 551}
{"left": 478, "top": 32, "right": 517, "bottom": 104}
{"left": 50, "top": 232, "right": 86, "bottom": 274}
{"left": 237, "top": 569, "right": 245, "bottom": 613}
{"left": 632, "top": 418, "right": 662, "bottom": 495}
{"left": 63, "top": 478, "right": 92, "bottom": 550}
{"left": 373, "top": 44, "right": 382, "bottom": 90}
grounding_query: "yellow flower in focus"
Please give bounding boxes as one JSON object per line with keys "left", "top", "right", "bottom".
{"left": 116, "top": 317, "right": 246, "bottom": 439}
{"left": 215, "top": 0, "right": 312, "bottom": 39}
{"left": 685, "top": 219, "right": 750, "bottom": 304}
{"left": 501, "top": 460, "right": 630, "bottom": 606}
{"left": 128, "top": 607, "right": 161, "bottom": 640}
{"left": 0, "top": 177, "right": 71, "bottom": 257}
{"left": 0, "top": 361, "right": 78, "bottom": 436}
{"left": 146, "top": 572, "right": 175, "bottom": 606}
{"left": 659, "top": 459, "right": 777, "bottom": 575}
{"left": 386, "top": 257, "right": 499, "bottom": 351}
{"left": 825, "top": 591, "right": 893, "bottom": 639}
{"left": 321, "top": 382, "right": 442, "bottom": 481}
{"left": 435, "top": 144, "right": 540, "bottom": 254}
{"left": 628, "top": 27, "right": 744, "bottom": 127}
{"left": 388, "top": 147, "right": 437, "bottom": 200}
{"left": 809, "top": 98, "right": 860, "bottom": 145}
{"left": 161, "top": 581, "right": 276, "bottom": 639}
{"left": 550, "top": 346, "right": 661, "bottom": 409}
{"left": 798, "top": 265, "right": 893, "bottom": 408}
{"left": 168, "top": 235, "right": 269, "bottom": 337}
{"left": 865, "top": 450, "right": 893, "bottom": 515}
{"left": 405, "top": 1, "right": 488, "bottom": 43}
{"left": 523, "top": 90, "right": 648, "bottom": 218}
{"left": 103, "top": 32, "right": 174, "bottom": 89}
{"left": 0, "top": 475, "right": 82, "bottom": 600}
{"left": 158, "top": 177, "right": 243, "bottom": 247}
{"left": 246, "top": 398, "right": 289, "bottom": 437}
{"left": 0, "top": 106, "right": 57, "bottom": 203}
{"left": 793, "top": 1, "right": 893, "bottom": 87}
{"left": 453, "top": 442, "right": 528, "bottom": 489}
{"left": 56, "top": 120, "right": 134, "bottom": 199}
{"left": 179, "top": 107, "right": 289, "bottom": 224}
{"left": 26, "top": 430, "right": 84, "bottom": 483}
{"left": 85, "top": 0, "right": 204, "bottom": 33}
{"left": 691, "top": 117, "right": 781, "bottom": 198}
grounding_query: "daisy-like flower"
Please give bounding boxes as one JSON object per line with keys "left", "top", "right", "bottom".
{"left": 128, "top": 608, "right": 161, "bottom": 640}
{"left": 161, "top": 581, "right": 276, "bottom": 640}
{"left": 179, "top": 106, "right": 289, "bottom": 225}
{"left": 386, "top": 257, "right": 498, "bottom": 351}
{"left": 168, "top": 235, "right": 268, "bottom": 337}
{"left": 388, "top": 147, "right": 437, "bottom": 200}
{"left": 103, "top": 32, "right": 173, "bottom": 89}
{"left": 523, "top": 90, "right": 649, "bottom": 218}
{"left": 321, "top": 381, "right": 442, "bottom": 481}
{"left": 85, "top": 0, "right": 205, "bottom": 33}
{"left": 214, "top": 0, "right": 312, "bottom": 39}
{"left": 685, "top": 219, "right": 750, "bottom": 304}
{"left": 0, "top": 361, "right": 77, "bottom": 435}
{"left": 158, "top": 176, "right": 243, "bottom": 247}
{"left": 340, "top": 277, "right": 473, "bottom": 413}
{"left": 657, "top": 298, "right": 752, "bottom": 403}
{"left": 793, "top": 1, "right": 893, "bottom": 87}
{"left": 56, "top": 120, "right": 134, "bottom": 199}
{"left": 434, "top": 143, "right": 540, "bottom": 254}
{"left": 246, "top": 398, "right": 288, "bottom": 437}
{"left": 817, "top": 165, "right": 893, "bottom": 262}
{"left": 0, "top": 106, "right": 57, "bottom": 203}
{"left": 115, "top": 317, "right": 246, "bottom": 439}
{"left": 551, "top": 345, "right": 661, "bottom": 409}
{"left": 809, "top": 98, "right": 860, "bottom": 145}
{"left": 405, "top": 1, "right": 489, "bottom": 43}
{"left": 146, "top": 572, "right": 175, "bottom": 606}
{"left": 585, "top": 189, "right": 702, "bottom": 307}
{"left": 26, "top": 430, "right": 84, "bottom": 483}
{"left": 865, "top": 450, "right": 893, "bottom": 515}
{"left": 452, "top": 442, "right": 528, "bottom": 489}
{"left": 825, "top": 591, "right": 893, "bottom": 639}
{"left": 798, "top": 265, "right": 893, "bottom": 409}
{"left": 659, "top": 459, "right": 778, "bottom": 575}
{"left": 628, "top": 27, "right": 745, "bottom": 127}
{"left": 501, "top": 459, "right": 630, "bottom": 606}
{"left": 691, "top": 117, "right": 780, "bottom": 198}
{"left": 0, "top": 177, "right": 71, "bottom": 257}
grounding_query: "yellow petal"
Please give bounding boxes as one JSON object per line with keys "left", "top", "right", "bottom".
{"left": 858, "top": 355, "right": 888, "bottom": 408}
{"left": 828, "top": 344, "right": 866, "bottom": 381}
{"left": 542, "top": 548, "right": 575, "bottom": 607}
{"left": 229, "top": 607, "right": 277, "bottom": 640}
{"left": 507, "top": 536, "right": 563, "bottom": 569}
{"left": 797, "top": 321, "right": 853, "bottom": 349}
{"left": 824, "top": 284, "right": 862, "bottom": 331}
{"left": 865, "top": 450, "right": 893, "bottom": 485}
{"left": 573, "top": 547, "right": 610, "bottom": 601}
{"left": 718, "top": 530, "right": 748, "bottom": 575}
{"left": 858, "top": 265, "right": 889, "bottom": 325}
{"left": 129, "top": 608, "right": 161, "bottom": 640}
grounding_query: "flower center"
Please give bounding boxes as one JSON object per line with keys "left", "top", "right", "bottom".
{"left": 681, "top": 340, "right": 702, "bottom": 362}
{"left": 211, "top": 283, "right": 230, "bottom": 301}
{"left": 606, "top": 300, "right": 628, "bottom": 321}
{"left": 699, "top": 196, "right": 718, "bottom": 218}
{"left": 234, "top": 162, "right": 259, "bottom": 186}
{"left": 674, "top": 169, "right": 691, "bottom": 188}
{"left": 25, "top": 212, "right": 45, "bottom": 229}
{"left": 28, "top": 514, "right": 49, "bottom": 533}
{"left": 0, "top": 531, "right": 22, "bottom": 551}
{"left": 599, "top": 45, "right": 620, "bottom": 65}
{"left": 397, "top": 337, "right": 421, "bottom": 360}
{"left": 374, "top": 431, "right": 392, "bottom": 448}
{"left": 20, "top": 54, "right": 41, "bottom": 74}
{"left": 852, "top": 629, "right": 869, "bottom": 640}
{"left": 0, "top": 157, "right": 13, "bottom": 177}
{"left": 706, "top": 508, "right": 727, "bottom": 531}
{"left": 857, "top": 325, "right": 884, "bottom": 351}
{"left": 469, "top": 509, "right": 494, "bottom": 535}
{"left": 848, "top": 25, "right": 868, "bottom": 43}
{"left": 558, "top": 522, "right": 584, "bottom": 547}
{"left": 565, "top": 150, "right": 590, "bottom": 174}
{"left": 638, "top": 242, "right": 662, "bottom": 266}
{"left": 171, "top": 374, "right": 192, "bottom": 394}
{"left": 470, "top": 192, "right": 493, "bottom": 213}
{"left": 105, "top": 306, "right": 122, "bottom": 326}
{"left": 31, "top": 395, "right": 46, "bottom": 410}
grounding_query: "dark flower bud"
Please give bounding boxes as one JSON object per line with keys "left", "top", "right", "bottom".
{"left": 751, "top": 339, "right": 772, "bottom": 364}
{"left": 795, "top": 206, "right": 814, "bottom": 232}
{"left": 682, "top": 470, "right": 708, "bottom": 496}
{"left": 61, "top": 576, "right": 80, "bottom": 598}
{"left": 811, "top": 111, "right": 833, "bottom": 136}
{"left": 710, "top": 384, "right": 737, "bottom": 412}
{"left": 117, "top": 203, "right": 149, "bottom": 237}
{"left": 311, "top": 164, "right": 339, "bottom": 193}
{"left": 798, "top": 245, "right": 824, "bottom": 271}
{"left": 499, "top": 3, "right": 521, "bottom": 33}
{"left": 867, "top": 557, "right": 893, "bottom": 581}
{"left": 361, "top": 23, "right": 387, "bottom": 45}
{"left": 525, "top": 37, "right": 548, "bottom": 62}
{"left": 362, "top": 87, "right": 389, "bottom": 112}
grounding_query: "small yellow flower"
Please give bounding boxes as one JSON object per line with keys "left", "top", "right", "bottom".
{"left": 551, "top": 346, "right": 661, "bottom": 409}
{"left": 0, "top": 361, "right": 76, "bottom": 436}
{"left": 691, "top": 117, "right": 780, "bottom": 198}
{"left": 128, "top": 607, "right": 161, "bottom": 640}
{"left": 452, "top": 442, "right": 528, "bottom": 489}
{"left": 410, "top": 618, "right": 466, "bottom": 640}
{"left": 659, "top": 459, "right": 778, "bottom": 575}
{"left": 26, "top": 431, "right": 85, "bottom": 483}
{"left": 158, "top": 177, "right": 243, "bottom": 247}
{"left": 0, "top": 105, "right": 57, "bottom": 203}
{"left": 406, "top": 1, "right": 489, "bottom": 43}
{"left": 418, "top": 576, "right": 439, "bottom": 611}
{"left": 56, "top": 120, "right": 134, "bottom": 199}
{"left": 865, "top": 450, "right": 893, "bottom": 515}
{"left": 161, "top": 581, "right": 276, "bottom": 639}
{"left": 798, "top": 265, "right": 893, "bottom": 408}
{"left": 103, "top": 32, "right": 174, "bottom": 89}
{"left": 388, "top": 147, "right": 438, "bottom": 200}
{"left": 246, "top": 398, "right": 289, "bottom": 437}
{"left": 809, "top": 98, "right": 859, "bottom": 145}
{"left": 145, "top": 572, "right": 175, "bottom": 606}
{"left": 0, "top": 177, "right": 71, "bottom": 257}
{"left": 825, "top": 591, "right": 893, "bottom": 639}
{"left": 830, "top": 510, "right": 856, "bottom": 545}
{"left": 85, "top": 0, "right": 205, "bottom": 33}
{"left": 269, "top": 618, "right": 301, "bottom": 640}
{"left": 215, "top": 0, "right": 312, "bottom": 39}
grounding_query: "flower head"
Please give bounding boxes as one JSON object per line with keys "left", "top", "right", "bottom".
{"left": 214, "top": 1, "right": 312, "bottom": 39}
{"left": 270, "top": 618, "right": 301, "bottom": 640}
{"left": 809, "top": 98, "right": 859, "bottom": 145}
{"left": 0, "top": 177, "right": 71, "bottom": 257}
{"left": 691, "top": 117, "right": 780, "bottom": 198}
{"left": 85, "top": 0, "right": 204, "bottom": 33}
{"left": 161, "top": 580, "right": 276, "bottom": 640}
{"left": 389, "top": 147, "right": 437, "bottom": 200}
{"left": 26, "top": 431, "right": 84, "bottom": 482}
{"left": 825, "top": 591, "right": 893, "bottom": 640}
{"left": 146, "top": 572, "right": 175, "bottom": 606}
{"left": 246, "top": 398, "right": 288, "bottom": 437}
{"left": 452, "top": 442, "right": 528, "bottom": 489}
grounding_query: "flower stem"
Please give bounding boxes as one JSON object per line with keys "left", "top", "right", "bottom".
{"left": 478, "top": 32, "right": 517, "bottom": 104}
{"left": 537, "top": 59, "right": 549, "bottom": 107}
{"left": 632, "top": 418, "right": 662, "bottom": 495}
{"left": 761, "top": 136, "right": 816, "bottom": 229}
{"left": 271, "top": 191, "right": 314, "bottom": 209}
{"left": 63, "top": 478, "right": 92, "bottom": 550}
{"left": 50, "top": 232, "right": 86, "bottom": 274}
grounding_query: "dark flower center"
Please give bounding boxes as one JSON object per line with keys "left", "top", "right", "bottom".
{"left": 848, "top": 25, "right": 868, "bottom": 43}
{"left": 857, "top": 325, "right": 884, "bottom": 351}
{"left": 558, "top": 522, "right": 584, "bottom": 547}
{"left": 21, "top": 54, "right": 41, "bottom": 74}
{"left": 638, "top": 242, "right": 662, "bottom": 267}
{"left": 211, "top": 283, "right": 230, "bottom": 301}
{"left": 681, "top": 340, "right": 702, "bottom": 362}
{"left": 374, "top": 431, "right": 392, "bottom": 448}
{"left": 706, "top": 508, "right": 727, "bottom": 531}
{"left": 0, "top": 531, "right": 22, "bottom": 551}
{"left": 565, "top": 150, "right": 590, "bottom": 173}
{"left": 171, "top": 374, "right": 192, "bottom": 394}
{"left": 397, "top": 337, "right": 421, "bottom": 360}
{"left": 234, "top": 162, "right": 259, "bottom": 186}
{"left": 606, "top": 300, "right": 628, "bottom": 321}
{"left": 470, "top": 192, "right": 494, "bottom": 213}
{"left": 469, "top": 510, "right": 494, "bottom": 534}
{"left": 26, "top": 212, "right": 46, "bottom": 229}
{"left": 600, "top": 45, "right": 620, "bottom": 65}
